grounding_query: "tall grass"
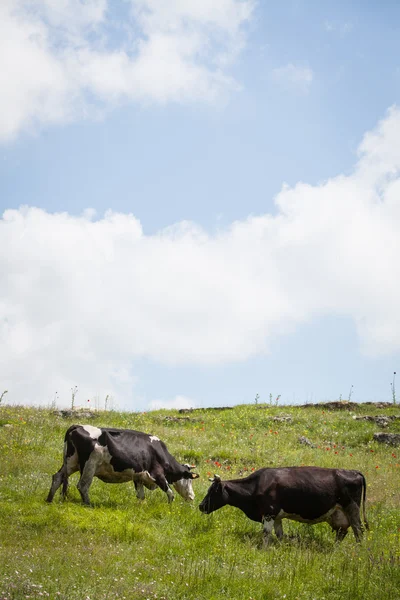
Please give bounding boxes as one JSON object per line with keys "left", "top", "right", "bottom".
{"left": 0, "top": 403, "right": 399, "bottom": 599}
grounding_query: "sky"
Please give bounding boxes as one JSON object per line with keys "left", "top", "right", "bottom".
{"left": 1, "top": 0, "right": 400, "bottom": 411}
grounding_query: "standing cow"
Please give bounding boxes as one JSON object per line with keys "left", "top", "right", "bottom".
{"left": 199, "top": 467, "right": 368, "bottom": 544}
{"left": 47, "top": 424, "right": 199, "bottom": 505}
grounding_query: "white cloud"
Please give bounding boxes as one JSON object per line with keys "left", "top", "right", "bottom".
{"left": 149, "top": 395, "right": 198, "bottom": 411}
{"left": 272, "top": 63, "right": 313, "bottom": 93}
{"left": 0, "top": 0, "right": 253, "bottom": 141}
{"left": 2, "top": 107, "right": 400, "bottom": 407}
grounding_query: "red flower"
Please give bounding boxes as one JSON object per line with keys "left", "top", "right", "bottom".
{"left": 251, "top": 468, "right": 255, "bottom": 471}
{"left": 370, "top": 449, "right": 374, "bottom": 453}
{"left": 349, "top": 454, "right": 353, "bottom": 457}
{"left": 334, "top": 451, "right": 338, "bottom": 455}
{"left": 375, "top": 465, "right": 379, "bottom": 469}
{"left": 392, "top": 453, "right": 396, "bottom": 458}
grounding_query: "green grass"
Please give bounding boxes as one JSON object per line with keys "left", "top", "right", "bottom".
{"left": 0, "top": 402, "right": 399, "bottom": 599}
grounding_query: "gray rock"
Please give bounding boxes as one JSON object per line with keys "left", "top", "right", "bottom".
{"left": 373, "top": 432, "right": 400, "bottom": 446}
{"left": 53, "top": 409, "right": 97, "bottom": 419}
{"left": 273, "top": 416, "right": 293, "bottom": 423}
{"left": 353, "top": 415, "right": 400, "bottom": 428}
{"left": 298, "top": 436, "right": 315, "bottom": 448}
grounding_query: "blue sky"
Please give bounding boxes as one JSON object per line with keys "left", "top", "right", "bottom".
{"left": 1, "top": 0, "right": 400, "bottom": 410}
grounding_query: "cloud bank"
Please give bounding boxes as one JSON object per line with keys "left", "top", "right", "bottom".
{"left": 2, "top": 107, "right": 400, "bottom": 407}
{"left": 0, "top": 0, "right": 253, "bottom": 141}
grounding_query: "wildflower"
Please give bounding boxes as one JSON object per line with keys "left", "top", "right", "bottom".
{"left": 375, "top": 465, "right": 379, "bottom": 469}
{"left": 334, "top": 451, "right": 338, "bottom": 455}
{"left": 392, "top": 453, "right": 396, "bottom": 458}
{"left": 251, "top": 467, "right": 255, "bottom": 471}
{"left": 274, "top": 431, "right": 278, "bottom": 435}
{"left": 326, "top": 447, "right": 330, "bottom": 451}
{"left": 349, "top": 454, "right": 353, "bottom": 457}
{"left": 370, "top": 449, "right": 374, "bottom": 453}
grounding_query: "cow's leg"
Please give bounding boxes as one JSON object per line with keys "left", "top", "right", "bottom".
{"left": 61, "top": 453, "right": 80, "bottom": 500}
{"left": 274, "top": 519, "right": 284, "bottom": 541}
{"left": 153, "top": 473, "right": 174, "bottom": 503}
{"left": 46, "top": 466, "right": 65, "bottom": 503}
{"left": 77, "top": 451, "right": 100, "bottom": 506}
{"left": 262, "top": 517, "right": 275, "bottom": 546}
{"left": 335, "top": 528, "right": 349, "bottom": 542}
{"left": 134, "top": 482, "right": 145, "bottom": 500}
{"left": 47, "top": 442, "right": 80, "bottom": 503}
{"left": 345, "top": 502, "right": 364, "bottom": 542}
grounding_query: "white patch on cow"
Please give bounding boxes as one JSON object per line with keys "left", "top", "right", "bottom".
{"left": 173, "top": 478, "right": 195, "bottom": 501}
{"left": 149, "top": 435, "right": 160, "bottom": 443}
{"left": 94, "top": 452, "right": 158, "bottom": 485}
{"left": 65, "top": 450, "right": 79, "bottom": 476}
{"left": 82, "top": 425, "right": 102, "bottom": 439}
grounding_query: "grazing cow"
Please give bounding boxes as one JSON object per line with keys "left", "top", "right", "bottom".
{"left": 199, "top": 467, "right": 368, "bottom": 544}
{"left": 47, "top": 425, "right": 199, "bottom": 506}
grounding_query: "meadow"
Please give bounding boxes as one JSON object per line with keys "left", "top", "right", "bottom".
{"left": 0, "top": 402, "right": 399, "bottom": 600}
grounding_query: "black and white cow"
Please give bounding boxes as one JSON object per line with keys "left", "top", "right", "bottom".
{"left": 199, "top": 467, "right": 368, "bottom": 544}
{"left": 47, "top": 425, "right": 199, "bottom": 505}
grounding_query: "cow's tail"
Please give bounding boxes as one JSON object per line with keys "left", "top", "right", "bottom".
{"left": 360, "top": 472, "right": 369, "bottom": 530}
{"left": 61, "top": 440, "right": 69, "bottom": 496}
{"left": 61, "top": 426, "right": 78, "bottom": 497}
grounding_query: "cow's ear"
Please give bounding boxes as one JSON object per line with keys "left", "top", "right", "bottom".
{"left": 213, "top": 474, "right": 221, "bottom": 481}
{"left": 191, "top": 473, "right": 200, "bottom": 479}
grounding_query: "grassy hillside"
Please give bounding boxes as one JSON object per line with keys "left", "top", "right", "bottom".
{"left": 0, "top": 402, "right": 399, "bottom": 600}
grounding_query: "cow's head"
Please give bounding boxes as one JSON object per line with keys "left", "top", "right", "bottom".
{"left": 173, "top": 464, "right": 200, "bottom": 501}
{"left": 199, "top": 474, "right": 227, "bottom": 514}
